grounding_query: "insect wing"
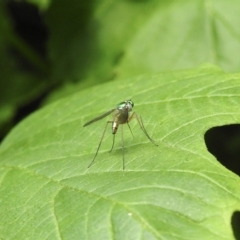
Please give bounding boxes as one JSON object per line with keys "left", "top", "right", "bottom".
{"left": 83, "top": 108, "right": 115, "bottom": 127}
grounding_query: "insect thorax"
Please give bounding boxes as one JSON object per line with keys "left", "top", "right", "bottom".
{"left": 113, "top": 108, "right": 129, "bottom": 124}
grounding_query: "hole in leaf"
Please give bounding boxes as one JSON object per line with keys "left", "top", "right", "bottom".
{"left": 232, "top": 211, "right": 240, "bottom": 240}
{"left": 204, "top": 124, "right": 240, "bottom": 176}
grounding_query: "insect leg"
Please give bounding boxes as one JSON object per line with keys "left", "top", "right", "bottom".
{"left": 121, "top": 124, "right": 125, "bottom": 170}
{"left": 127, "top": 123, "right": 134, "bottom": 139}
{"left": 128, "top": 112, "right": 158, "bottom": 146}
{"left": 88, "top": 121, "right": 113, "bottom": 168}
{"left": 109, "top": 134, "right": 115, "bottom": 152}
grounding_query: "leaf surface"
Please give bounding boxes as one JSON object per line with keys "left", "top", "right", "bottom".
{"left": 0, "top": 65, "right": 239, "bottom": 239}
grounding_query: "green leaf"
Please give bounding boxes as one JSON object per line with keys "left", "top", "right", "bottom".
{"left": 25, "top": 0, "right": 51, "bottom": 10}
{"left": 0, "top": 1, "right": 50, "bottom": 138}
{"left": 95, "top": 0, "right": 240, "bottom": 79}
{"left": 0, "top": 65, "right": 239, "bottom": 239}
{"left": 45, "top": 0, "right": 100, "bottom": 82}
{"left": 2, "top": 0, "right": 240, "bottom": 111}
{"left": 44, "top": 0, "right": 240, "bottom": 97}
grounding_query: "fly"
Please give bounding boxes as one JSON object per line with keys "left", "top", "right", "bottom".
{"left": 83, "top": 100, "right": 157, "bottom": 169}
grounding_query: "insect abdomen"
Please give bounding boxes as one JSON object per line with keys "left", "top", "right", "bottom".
{"left": 112, "top": 122, "right": 118, "bottom": 134}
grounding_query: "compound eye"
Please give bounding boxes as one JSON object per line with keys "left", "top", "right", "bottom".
{"left": 127, "top": 100, "right": 134, "bottom": 108}
{"left": 117, "top": 100, "right": 134, "bottom": 110}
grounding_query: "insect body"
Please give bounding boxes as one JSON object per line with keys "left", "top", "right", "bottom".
{"left": 83, "top": 100, "right": 157, "bottom": 169}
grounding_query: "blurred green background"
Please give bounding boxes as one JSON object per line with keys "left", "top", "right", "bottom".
{"left": 1, "top": 0, "right": 240, "bottom": 179}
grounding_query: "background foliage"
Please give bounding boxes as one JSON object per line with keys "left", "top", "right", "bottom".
{"left": 1, "top": 0, "right": 240, "bottom": 239}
